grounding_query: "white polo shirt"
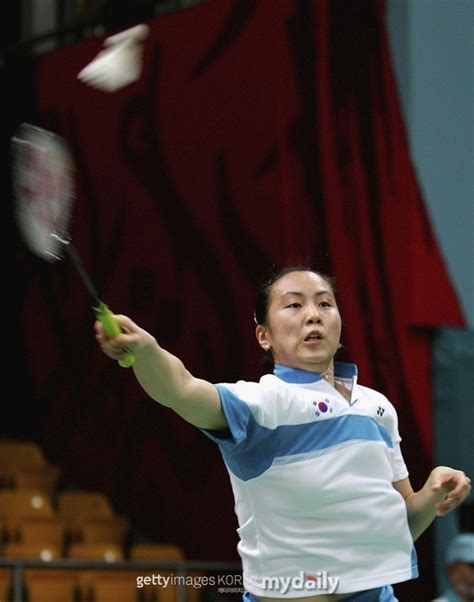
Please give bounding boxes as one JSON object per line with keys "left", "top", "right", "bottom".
{"left": 202, "top": 363, "right": 418, "bottom": 597}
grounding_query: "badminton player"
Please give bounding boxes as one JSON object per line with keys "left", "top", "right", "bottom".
{"left": 95, "top": 265, "right": 471, "bottom": 601}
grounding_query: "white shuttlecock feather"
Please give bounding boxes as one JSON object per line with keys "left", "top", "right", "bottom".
{"left": 78, "top": 24, "right": 149, "bottom": 93}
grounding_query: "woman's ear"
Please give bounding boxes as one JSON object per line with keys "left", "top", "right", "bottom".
{"left": 255, "top": 325, "right": 271, "bottom": 351}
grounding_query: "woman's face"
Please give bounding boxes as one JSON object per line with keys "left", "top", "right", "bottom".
{"left": 449, "top": 563, "right": 474, "bottom": 601}
{"left": 256, "top": 271, "right": 342, "bottom": 374}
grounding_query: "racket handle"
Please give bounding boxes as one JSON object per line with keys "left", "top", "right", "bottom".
{"left": 95, "top": 302, "right": 135, "bottom": 368}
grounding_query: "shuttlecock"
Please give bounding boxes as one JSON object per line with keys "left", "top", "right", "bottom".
{"left": 78, "top": 24, "right": 149, "bottom": 93}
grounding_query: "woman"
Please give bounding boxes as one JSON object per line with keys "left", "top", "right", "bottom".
{"left": 95, "top": 265, "right": 471, "bottom": 602}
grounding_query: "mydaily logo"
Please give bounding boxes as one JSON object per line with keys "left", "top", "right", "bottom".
{"left": 259, "top": 571, "right": 339, "bottom": 594}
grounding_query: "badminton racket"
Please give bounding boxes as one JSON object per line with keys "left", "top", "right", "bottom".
{"left": 11, "top": 123, "right": 135, "bottom": 368}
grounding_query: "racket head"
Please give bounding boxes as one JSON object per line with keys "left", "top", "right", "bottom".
{"left": 11, "top": 123, "right": 75, "bottom": 262}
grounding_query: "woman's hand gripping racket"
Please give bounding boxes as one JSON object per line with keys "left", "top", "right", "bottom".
{"left": 11, "top": 123, "right": 135, "bottom": 368}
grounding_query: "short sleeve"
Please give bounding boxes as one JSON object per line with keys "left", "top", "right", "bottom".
{"left": 392, "top": 441, "right": 409, "bottom": 482}
{"left": 367, "top": 390, "right": 409, "bottom": 482}
{"left": 200, "top": 383, "right": 271, "bottom": 452}
{"left": 385, "top": 399, "right": 409, "bottom": 481}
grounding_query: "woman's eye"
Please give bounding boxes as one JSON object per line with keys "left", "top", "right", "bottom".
{"left": 287, "top": 303, "right": 301, "bottom": 308}
{"left": 320, "top": 301, "right": 331, "bottom": 308}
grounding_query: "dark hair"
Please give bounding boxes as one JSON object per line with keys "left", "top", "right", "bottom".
{"left": 254, "top": 264, "right": 337, "bottom": 326}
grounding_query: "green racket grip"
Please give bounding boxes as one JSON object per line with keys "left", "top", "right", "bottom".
{"left": 95, "top": 302, "right": 135, "bottom": 368}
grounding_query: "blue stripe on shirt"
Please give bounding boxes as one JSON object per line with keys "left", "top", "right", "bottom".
{"left": 201, "top": 384, "right": 392, "bottom": 480}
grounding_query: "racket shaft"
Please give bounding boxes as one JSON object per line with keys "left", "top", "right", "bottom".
{"left": 65, "top": 243, "right": 101, "bottom": 304}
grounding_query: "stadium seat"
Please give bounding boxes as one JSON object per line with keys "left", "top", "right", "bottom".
{"left": 130, "top": 543, "right": 188, "bottom": 602}
{"left": 79, "top": 569, "right": 140, "bottom": 602}
{"left": 0, "top": 440, "right": 45, "bottom": 467}
{"left": 58, "top": 490, "right": 129, "bottom": 544}
{"left": 78, "top": 515, "right": 130, "bottom": 546}
{"left": 0, "top": 489, "right": 55, "bottom": 543}
{"left": 0, "top": 440, "right": 46, "bottom": 488}
{"left": 0, "top": 489, "right": 54, "bottom": 519}
{"left": 2, "top": 541, "right": 61, "bottom": 561}
{"left": 10, "top": 462, "right": 62, "bottom": 497}
{"left": 67, "top": 542, "right": 124, "bottom": 562}
{"left": 23, "top": 568, "right": 81, "bottom": 602}
{"left": 0, "top": 568, "right": 13, "bottom": 602}
{"left": 57, "top": 491, "right": 115, "bottom": 520}
{"left": 17, "top": 515, "right": 66, "bottom": 550}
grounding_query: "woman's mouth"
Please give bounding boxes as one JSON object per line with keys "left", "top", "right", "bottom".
{"left": 304, "top": 332, "right": 323, "bottom": 344}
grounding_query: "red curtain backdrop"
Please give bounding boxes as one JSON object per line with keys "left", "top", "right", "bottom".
{"left": 12, "top": 0, "right": 464, "bottom": 598}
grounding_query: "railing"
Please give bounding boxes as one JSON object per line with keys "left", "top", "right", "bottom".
{"left": 0, "top": 557, "right": 243, "bottom": 602}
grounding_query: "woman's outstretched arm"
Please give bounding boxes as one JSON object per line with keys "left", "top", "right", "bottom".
{"left": 95, "top": 314, "right": 227, "bottom": 430}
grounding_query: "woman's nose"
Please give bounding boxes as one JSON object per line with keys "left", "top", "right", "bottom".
{"left": 306, "top": 306, "right": 321, "bottom": 323}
